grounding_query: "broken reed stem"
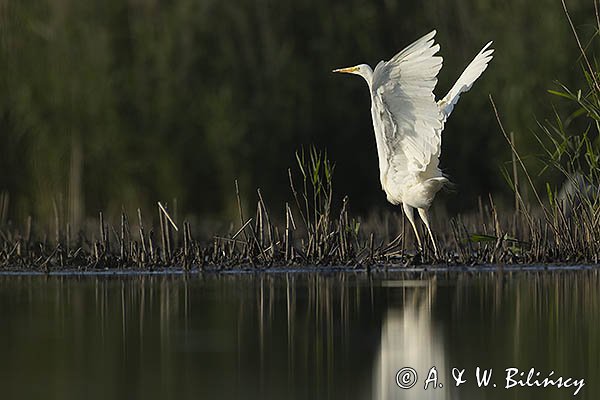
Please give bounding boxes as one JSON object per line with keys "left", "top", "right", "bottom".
{"left": 120, "top": 212, "right": 126, "bottom": 261}
{"left": 0, "top": 192, "right": 9, "bottom": 225}
{"left": 158, "top": 201, "right": 179, "bottom": 231}
{"left": 510, "top": 131, "right": 520, "bottom": 214}
{"left": 99, "top": 211, "right": 104, "bottom": 247}
{"left": 257, "top": 189, "right": 274, "bottom": 258}
{"left": 183, "top": 221, "right": 190, "bottom": 269}
{"left": 165, "top": 214, "right": 172, "bottom": 261}
{"left": 148, "top": 229, "right": 155, "bottom": 262}
{"left": 285, "top": 203, "right": 292, "bottom": 261}
{"left": 235, "top": 180, "right": 249, "bottom": 247}
{"left": 138, "top": 208, "right": 147, "bottom": 262}
{"left": 183, "top": 222, "right": 188, "bottom": 257}
{"left": 159, "top": 205, "right": 166, "bottom": 262}
{"left": 231, "top": 218, "right": 253, "bottom": 241}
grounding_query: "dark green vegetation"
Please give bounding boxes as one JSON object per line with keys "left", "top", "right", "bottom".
{"left": 0, "top": 1, "right": 599, "bottom": 269}
{"left": 0, "top": 1, "right": 593, "bottom": 221}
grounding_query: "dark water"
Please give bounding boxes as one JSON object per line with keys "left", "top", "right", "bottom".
{"left": 0, "top": 270, "right": 598, "bottom": 400}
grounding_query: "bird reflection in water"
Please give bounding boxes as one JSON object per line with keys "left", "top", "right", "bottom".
{"left": 371, "top": 280, "right": 449, "bottom": 400}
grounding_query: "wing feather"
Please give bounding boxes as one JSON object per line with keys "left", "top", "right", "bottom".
{"left": 438, "top": 41, "right": 494, "bottom": 122}
{"left": 371, "top": 30, "right": 443, "bottom": 182}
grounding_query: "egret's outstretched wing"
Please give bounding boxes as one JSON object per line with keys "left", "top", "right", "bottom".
{"left": 438, "top": 42, "right": 494, "bottom": 122}
{"left": 371, "top": 30, "right": 443, "bottom": 178}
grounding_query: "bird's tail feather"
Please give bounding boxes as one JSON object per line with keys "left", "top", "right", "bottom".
{"left": 438, "top": 41, "right": 494, "bottom": 121}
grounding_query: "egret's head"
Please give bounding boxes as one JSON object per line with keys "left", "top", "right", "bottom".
{"left": 332, "top": 64, "right": 373, "bottom": 85}
{"left": 332, "top": 64, "right": 369, "bottom": 76}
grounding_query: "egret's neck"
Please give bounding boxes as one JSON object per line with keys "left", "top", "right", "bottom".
{"left": 359, "top": 65, "right": 374, "bottom": 90}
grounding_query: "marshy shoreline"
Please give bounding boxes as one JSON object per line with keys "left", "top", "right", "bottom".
{"left": 0, "top": 263, "right": 597, "bottom": 277}
{"left": 1, "top": 152, "right": 599, "bottom": 272}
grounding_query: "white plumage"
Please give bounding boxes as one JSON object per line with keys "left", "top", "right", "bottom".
{"left": 333, "top": 30, "right": 494, "bottom": 253}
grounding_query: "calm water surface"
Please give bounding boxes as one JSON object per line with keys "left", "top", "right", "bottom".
{"left": 0, "top": 270, "right": 598, "bottom": 399}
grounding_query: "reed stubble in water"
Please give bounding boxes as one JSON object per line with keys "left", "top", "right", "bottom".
{"left": 0, "top": 145, "right": 598, "bottom": 271}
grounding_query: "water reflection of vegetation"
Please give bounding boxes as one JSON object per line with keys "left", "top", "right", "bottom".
{"left": 0, "top": 271, "right": 598, "bottom": 399}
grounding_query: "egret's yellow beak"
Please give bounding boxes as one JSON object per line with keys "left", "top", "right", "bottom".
{"left": 332, "top": 66, "right": 359, "bottom": 74}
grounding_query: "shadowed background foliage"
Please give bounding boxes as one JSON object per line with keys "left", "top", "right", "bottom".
{"left": 0, "top": 0, "right": 593, "bottom": 230}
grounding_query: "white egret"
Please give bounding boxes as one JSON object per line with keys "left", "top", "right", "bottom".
{"left": 333, "top": 30, "right": 493, "bottom": 254}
